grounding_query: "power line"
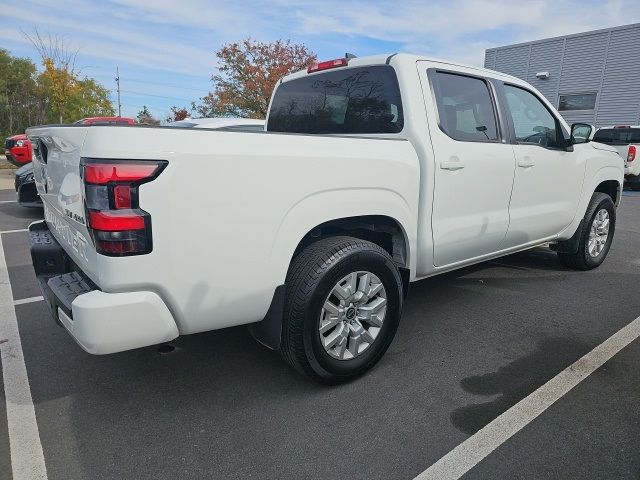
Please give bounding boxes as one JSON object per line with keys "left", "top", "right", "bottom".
{"left": 120, "top": 76, "right": 209, "bottom": 93}
{"left": 114, "top": 89, "right": 194, "bottom": 103}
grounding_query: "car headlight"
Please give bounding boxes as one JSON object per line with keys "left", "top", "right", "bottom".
{"left": 16, "top": 140, "right": 25, "bottom": 147}
{"left": 25, "top": 173, "right": 34, "bottom": 182}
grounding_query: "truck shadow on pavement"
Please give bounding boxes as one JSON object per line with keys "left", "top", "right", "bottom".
{"left": 449, "top": 336, "right": 591, "bottom": 435}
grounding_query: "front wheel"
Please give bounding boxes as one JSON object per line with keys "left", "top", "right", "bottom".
{"left": 558, "top": 192, "right": 616, "bottom": 270}
{"left": 280, "top": 236, "right": 403, "bottom": 384}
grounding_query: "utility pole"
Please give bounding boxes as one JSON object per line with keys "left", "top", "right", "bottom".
{"left": 115, "top": 66, "right": 122, "bottom": 117}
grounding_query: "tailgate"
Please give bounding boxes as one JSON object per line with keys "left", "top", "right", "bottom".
{"left": 26, "top": 126, "right": 100, "bottom": 284}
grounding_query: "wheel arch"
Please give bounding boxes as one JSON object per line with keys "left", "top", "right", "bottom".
{"left": 268, "top": 188, "right": 417, "bottom": 285}
{"left": 557, "top": 166, "right": 622, "bottom": 241}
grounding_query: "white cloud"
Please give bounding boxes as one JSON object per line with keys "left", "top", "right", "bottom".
{"left": 2, "top": 0, "right": 638, "bottom": 117}
{"left": 285, "top": 0, "right": 638, "bottom": 64}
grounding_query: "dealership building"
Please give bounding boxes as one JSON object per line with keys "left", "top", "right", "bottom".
{"left": 484, "top": 23, "right": 640, "bottom": 127}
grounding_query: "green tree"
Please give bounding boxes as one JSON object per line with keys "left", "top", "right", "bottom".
{"left": 197, "top": 38, "right": 316, "bottom": 118}
{"left": 0, "top": 49, "right": 47, "bottom": 143}
{"left": 25, "top": 29, "right": 114, "bottom": 124}
{"left": 136, "top": 105, "right": 159, "bottom": 125}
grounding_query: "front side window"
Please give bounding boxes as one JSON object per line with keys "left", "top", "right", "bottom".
{"left": 432, "top": 72, "right": 498, "bottom": 142}
{"left": 504, "top": 85, "right": 562, "bottom": 149}
{"left": 267, "top": 65, "right": 403, "bottom": 134}
{"left": 558, "top": 93, "right": 597, "bottom": 111}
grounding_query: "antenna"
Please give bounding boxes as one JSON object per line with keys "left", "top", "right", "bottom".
{"left": 115, "top": 66, "right": 122, "bottom": 117}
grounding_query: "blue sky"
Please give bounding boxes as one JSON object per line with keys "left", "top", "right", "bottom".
{"left": 1, "top": 0, "right": 639, "bottom": 120}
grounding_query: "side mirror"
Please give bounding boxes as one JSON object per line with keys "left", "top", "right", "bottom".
{"left": 570, "top": 123, "right": 593, "bottom": 145}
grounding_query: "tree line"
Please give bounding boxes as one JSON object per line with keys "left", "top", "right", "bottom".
{"left": 2, "top": 34, "right": 318, "bottom": 143}
{"left": 1, "top": 32, "right": 115, "bottom": 146}
{"left": 164, "top": 38, "right": 316, "bottom": 123}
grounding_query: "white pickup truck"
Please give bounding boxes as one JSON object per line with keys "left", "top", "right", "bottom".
{"left": 592, "top": 125, "right": 640, "bottom": 190}
{"left": 27, "top": 54, "right": 623, "bottom": 383}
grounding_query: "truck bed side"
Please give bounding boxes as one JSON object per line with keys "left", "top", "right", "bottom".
{"left": 27, "top": 125, "right": 420, "bottom": 334}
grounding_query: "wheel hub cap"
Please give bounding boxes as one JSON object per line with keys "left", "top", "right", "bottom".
{"left": 588, "top": 208, "right": 610, "bottom": 258}
{"left": 318, "top": 271, "right": 387, "bottom": 361}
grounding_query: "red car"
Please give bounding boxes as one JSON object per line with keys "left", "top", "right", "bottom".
{"left": 4, "top": 134, "right": 33, "bottom": 166}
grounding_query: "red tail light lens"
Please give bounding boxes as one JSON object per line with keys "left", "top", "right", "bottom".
{"left": 307, "top": 58, "right": 349, "bottom": 73}
{"left": 628, "top": 145, "right": 636, "bottom": 163}
{"left": 84, "top": 163, "right": 160, "bottom": 184}
{"left": 88, "top": 211, "right": 146, "bottom": 231}
{"left": 81, "top": 159, "right": 167, "bottom": 256}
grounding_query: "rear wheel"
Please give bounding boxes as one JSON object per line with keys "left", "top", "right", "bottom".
{"left": 280, "top": 236, "right": 403, "bottom": 384}
{"left": 557, "top": 192, "right": 616, "bottom": 270}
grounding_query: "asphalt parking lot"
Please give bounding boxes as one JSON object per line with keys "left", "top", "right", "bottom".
{"left": 1, "top": 185, "right": 639, "bottom": 480}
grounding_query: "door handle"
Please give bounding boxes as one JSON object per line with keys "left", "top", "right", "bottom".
{"left": 517, "top": 157, "right": 535, "bottom": 168}
{"left": 440, "top": 161, "right": 465, "bottom": 170}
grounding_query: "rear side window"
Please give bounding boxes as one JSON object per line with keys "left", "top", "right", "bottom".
{"left": 431, "top": 71, "right": 498, "bottom": 142}
{"left": 267, "top": 66, "right": 403, "bottom": 134}
{"left": 593, "top": 128, "right": 640, "bottom": 145}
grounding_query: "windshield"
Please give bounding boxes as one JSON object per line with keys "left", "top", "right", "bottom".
{"left": 593, "top": 128, "right": 640, "bottom": 145}
{"left": 267, "top": 65, "right": 403, "bottom": 134}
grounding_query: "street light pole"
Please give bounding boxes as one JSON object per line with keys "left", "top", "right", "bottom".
{"left": 115, "top": 66, "right": 122, "bottom": 117}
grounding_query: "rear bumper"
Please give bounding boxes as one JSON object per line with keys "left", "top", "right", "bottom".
{"left": 6, "top": 150, "right": 30, "bottom": 166}
{"left": 16, "top": 181, "right": 42, "bottom": 207}
{"left": 625, "top": 173, "right": 640, "bottom": 184}
{"left": 28, "top": 220, "right": 178, "bottom": 354}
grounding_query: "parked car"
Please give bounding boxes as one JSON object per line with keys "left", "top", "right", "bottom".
{"left": 4, "top": 134, "right": 33, "bottom": 166}
{"left": 166, "top": 117, "right": 265, "bottom": 131}
{"left": 592, "top": 125, "right": 640, "bottom": 190}
{"left": 14, "top": 163, "right": 41, "bottom": 207}
{"left": 26, "top": 54, "right": 623, "bottom": 383}
{"left": 75, "top": 116, "right": 137, "bottom": 125}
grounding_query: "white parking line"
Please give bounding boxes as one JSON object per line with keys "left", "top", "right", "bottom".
{"left": 0, "top": 234, "right": 48, "bottom": 479}
{"left": 1, "top": 229, "right": 28, "bottom": 234}
{"left": 13, "top": 296, "right": 44, "bottom": 306}
{"left": 0, "top": 200, "right": 17, "bottom": 203}
{"left": 414, "top": 314, "right": 640, "bottom": 480}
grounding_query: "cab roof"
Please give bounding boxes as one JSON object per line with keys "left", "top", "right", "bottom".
{"left": 281, "top": 52, "right": 522, "bottom": 84}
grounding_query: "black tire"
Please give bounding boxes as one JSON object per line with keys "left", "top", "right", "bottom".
{"left": 557, "top": 192, "right": 616, "bottom": 270}
{"left": 280, "top": 236, "right": 403, "bottom": 384}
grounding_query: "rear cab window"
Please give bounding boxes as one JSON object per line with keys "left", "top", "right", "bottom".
{"left": 267, "top": 65, "right": 403, "bottom": 134}
{"left": 593, "top": 128, "right": 640, "bottom": 145}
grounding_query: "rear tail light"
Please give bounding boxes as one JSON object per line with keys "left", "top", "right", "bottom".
{"left": 81, "top": 159, "right": 167, "bottom": 256}
{"left": 628, "top": 145, "right": 636, "bottom": 163}
{"left": 307, "top": 58, "right": 349, "bottom": 73}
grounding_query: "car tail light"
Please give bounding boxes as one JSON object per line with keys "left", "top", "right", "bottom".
{"left": 628, "top": 145, "right": 636, "bottom": 163}
{"left": 307, "top": 58, "right": 349, "bottom": 73}
{"left": 81, "top": 159, "right": 167, "bottom": 256}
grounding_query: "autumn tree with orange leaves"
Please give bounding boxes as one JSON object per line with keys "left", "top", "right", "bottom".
{"left": 196, "top": 39, "right": 316, "bottom": 119}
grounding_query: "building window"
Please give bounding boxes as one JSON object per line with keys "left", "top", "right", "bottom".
{"left": 558, "top": 93, "right": 597, "bottom": 111}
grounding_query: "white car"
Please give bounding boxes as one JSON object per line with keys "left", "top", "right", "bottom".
{"left": 27, "top": 54, "right": 623, "bottom": 383}
{"left": 166, "top": 117, "right": 265, "bottom": 131}
{"left": 592, "top": 125, "right": 640, "bottom": 190}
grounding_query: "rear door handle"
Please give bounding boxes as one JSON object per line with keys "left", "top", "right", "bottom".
{"left": 440, "top": 161, "right": 465, "bottom": 170}
{"left": 518, "top": 157, "right": 535, "bottom": 168}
